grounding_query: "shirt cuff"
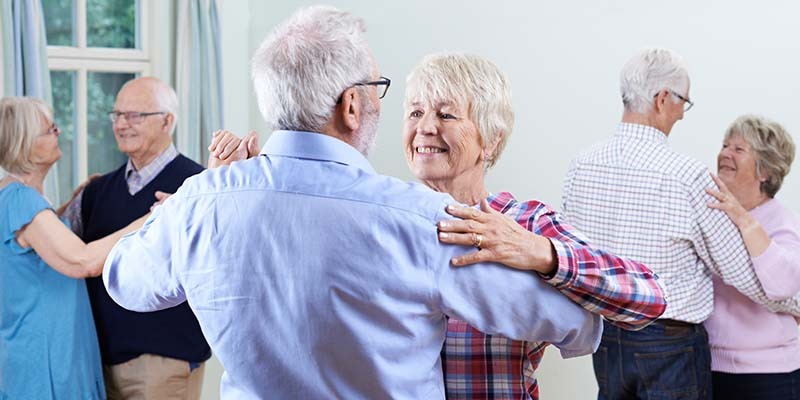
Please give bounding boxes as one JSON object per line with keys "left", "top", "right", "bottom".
{"left": 539, "top": 238, "right": 577, "bottom": 289}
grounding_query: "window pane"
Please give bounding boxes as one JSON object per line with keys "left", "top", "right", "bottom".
{"left": 87, "top": 72, "right": 136, "bottom": 175}
{"left": 50, "top": 70, "right": 77, "bottom": 201}
{"left": 42, "top": 0, "right": 74, "bottom": 46}
{"left": 86, "top": 0, "right": 138, "bottom": 48}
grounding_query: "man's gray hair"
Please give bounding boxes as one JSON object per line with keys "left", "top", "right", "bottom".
{"left": 251, "top": 6, "right": 372, "bottom": 133}
{"left": 404, "top": 53, "right": 514, "bottom": 169}
{"left": 620, "top": 48, "right": 690, "bottom": 114}
{"left": 725, "top": 115, "right": 795, "bottom": 198}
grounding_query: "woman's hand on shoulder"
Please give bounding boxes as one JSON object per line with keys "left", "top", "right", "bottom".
{"left": 436, "top": 200, "right": 556, "bottom": 274}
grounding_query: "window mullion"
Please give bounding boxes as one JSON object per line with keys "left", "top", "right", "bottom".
{"left": 76, "top": 0, "right": 88, "bottom": 49}
{"left": 76, "top": 68, "right": 88, "bottom": 182}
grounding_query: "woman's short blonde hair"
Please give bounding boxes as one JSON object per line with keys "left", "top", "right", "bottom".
{"left": 0, "top": 97, "right": 53, "bottom": 174}
{"left": 725, "top": 115, "right": 795, "bottom": 198}
{"left": 404, "top": 53, "right": 514, "bottom": 168}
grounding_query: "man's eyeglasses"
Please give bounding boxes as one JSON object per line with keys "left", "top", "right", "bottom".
{"left": 338, "top": 76, "right": 392, "bottom": 103}
{"left": 108, "top": 111, "right": 167, "bottom": 125}
{"left": 354, "top": 76, "right": 391, "bottom": 99}
{"left": 654, "top": 90, "right": 694, "bottom": 112}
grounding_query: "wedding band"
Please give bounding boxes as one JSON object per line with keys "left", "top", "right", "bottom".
{"left": 474, "top": 233, "right": 483, "bottom": 248}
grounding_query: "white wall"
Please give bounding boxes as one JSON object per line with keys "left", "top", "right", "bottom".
{"left": 206, "top": 1, "right": 800, "bottom": 399}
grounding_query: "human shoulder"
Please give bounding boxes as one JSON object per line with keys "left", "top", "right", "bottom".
{"left": 0, "top": 182, "right": 52, "bottom": 238}
{"left": 170, "top": 153, "right": 205, "bottom": 174}
{"left": 757, "top": 198, "right": 800, "bottom": 232}
{"left": 0, "top": 182, "right": 47, "bottom": 206}
{"left": 491, "top": 191, "right": 556, "bottom": 221}
{"left": 570, "top": 139, "right": 613, "bottom": 166}
{"left": 83, "top": 165, "right": 126, "bottom": 194}
{"left": 361, "top": 172, "right": 456, "bottom": 223}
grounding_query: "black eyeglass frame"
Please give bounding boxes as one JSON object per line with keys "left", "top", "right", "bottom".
{"left": 337, "top": 76, "right": 391, "bottom": 103}
{"left": 653, "top": 89, "right": 694, "bottom": 112}
{"left": 108, "top": 111, "right": 167, "bottom": 124}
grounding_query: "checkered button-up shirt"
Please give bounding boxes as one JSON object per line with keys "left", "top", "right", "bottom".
{"left": 443, "top": 191, "right": 667, "bottom": 400}
{"left": 562, "top": 122, "right": 800, "bottom": 323}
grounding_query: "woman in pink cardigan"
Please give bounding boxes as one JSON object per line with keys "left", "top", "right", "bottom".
{"left": 705, "top": 115, "right": 799, "bottom": 400}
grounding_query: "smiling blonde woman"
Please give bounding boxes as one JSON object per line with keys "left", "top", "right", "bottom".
{"left": 402, "top": 53, "right": 667, "bottom": 400}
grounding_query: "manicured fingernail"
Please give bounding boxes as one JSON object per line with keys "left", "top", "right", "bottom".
{"left": 438, "top": 221, "right": 448, "bottom": 228}
{"left": 439, "top": 232, "right": 449, "bottom": 239}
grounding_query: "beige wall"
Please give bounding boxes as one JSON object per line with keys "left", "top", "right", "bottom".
{"left": 202, "top": 1, "right": 800, "bottom": 399}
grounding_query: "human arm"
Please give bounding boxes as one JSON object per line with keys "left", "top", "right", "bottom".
{"left": 438, "top": 195, "right": 666, "bottom": 330}
{"left": 693, "top": 172, "right": 800, "bottom": 314}
{"left": 706, "top": 173, "right": 770, "bottom": 256}
{"left": 206, "top": 130, "right": 259, "bottom": 168}
{"left": 103, "top": 185, "right": 195, "bottom": 311}
{"left": 435, "top": 234, "right": 603, "bottom": 358}
{"left": 16, "top": 208, "right": 147, "bottom": 278}
{"left": 706, "top": 174, "right": 800, "bottom": 300}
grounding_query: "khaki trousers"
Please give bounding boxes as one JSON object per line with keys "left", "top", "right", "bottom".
{"left": 104, "top": 354, "right": 205, "bottom": 400}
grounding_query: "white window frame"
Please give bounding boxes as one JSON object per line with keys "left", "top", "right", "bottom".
{"left": 46, "top": 0, "right": 155, "bottom": 183}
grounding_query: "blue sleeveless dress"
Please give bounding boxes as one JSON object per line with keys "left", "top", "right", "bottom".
{"left": 0, "top": 182, "right": 104, "bottom": 399}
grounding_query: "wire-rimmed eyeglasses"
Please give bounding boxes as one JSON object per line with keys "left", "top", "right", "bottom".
{"left": 654, "top": 90, "right": 694, "bottom": 112}
{"left": 108, "top": 111, "right": 167, "bottom": 125}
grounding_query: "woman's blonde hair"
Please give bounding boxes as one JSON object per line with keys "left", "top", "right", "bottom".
{"left": 404, "top": 53, "right": 514, "bottom": 168}
{"left": 0, "top": 97, "right": 53, "bottom": 175}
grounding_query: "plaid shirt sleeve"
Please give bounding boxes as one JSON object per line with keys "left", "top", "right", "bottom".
{"left": 689, "top": 173, "right": 800, "bottom": 315}
{"left": 489, "top": 192, "right": 667, "bottom": 330}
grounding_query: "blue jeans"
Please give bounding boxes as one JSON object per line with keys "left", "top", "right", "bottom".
{"left": 593, "top": 320, "right": 712, "bottom": 400}
{"left": 712, "top": 369, "right": 800, "bottom": 400}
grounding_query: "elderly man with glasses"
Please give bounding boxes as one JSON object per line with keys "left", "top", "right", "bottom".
{"left": 562, "top": 47, "right": 800, "bottom": 399}
{"left": 62, "top": 76, "right": 211, "bottom": 400}
{"left": 100, "top": 6, "right": 603, "bottom": 399}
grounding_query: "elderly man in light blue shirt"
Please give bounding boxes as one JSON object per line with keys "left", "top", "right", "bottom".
{"left": 103, "top": 6, "right": 602, "bottom": 399}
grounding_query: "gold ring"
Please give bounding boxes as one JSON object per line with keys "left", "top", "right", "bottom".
{"left": 474, "top": 233, "right": 483, "bottom": 248}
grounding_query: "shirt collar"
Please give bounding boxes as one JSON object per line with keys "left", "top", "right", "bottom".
{"left": 615, "top": 122, "right": 669, "bottom": 145}
{"left": 260, "top": 130, "right": 376, "bottom": 174}
{"left": 125, "top": 143, "right": 179, "bottom": 178}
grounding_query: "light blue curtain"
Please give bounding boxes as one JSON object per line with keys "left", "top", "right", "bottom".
{"left": 175, "top": 0, "right": 223, "bottom": 164}
{"left": 0, "top": 0, "right": 60, "bottom": 204}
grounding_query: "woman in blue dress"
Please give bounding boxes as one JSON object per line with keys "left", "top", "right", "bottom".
{"left": 0, "top": 97, "right": 147, "bottom": 399}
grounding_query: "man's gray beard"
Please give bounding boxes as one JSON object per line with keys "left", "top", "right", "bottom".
{"left": 354, "top": 101, "right": 379, "bottom": 157}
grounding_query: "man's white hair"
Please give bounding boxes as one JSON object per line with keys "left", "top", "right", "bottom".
{"left": 620, "top": 48, "right": 690, "bottom": 114}
{"left": 251, "top": 5, "right": 372, "bottom": 133}
{"left": 117, "top": 77, "right": 180, "bottom": 135}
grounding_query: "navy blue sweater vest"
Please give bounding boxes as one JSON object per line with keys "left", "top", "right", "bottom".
{"left": 81, "top": 154, "right": 211, "bottom": 365}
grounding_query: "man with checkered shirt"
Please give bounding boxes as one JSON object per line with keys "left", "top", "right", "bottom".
{"left": 562, "top": 47, "right": 800, "bottom": 400}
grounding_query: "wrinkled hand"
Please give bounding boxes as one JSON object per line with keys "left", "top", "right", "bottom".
{"left": 706, "top": 173, "right": 751, "bottom": 228}
{"left": 436, "top": 199, "right": 556, "bottom": 274}
{"left": 150, "top": 190, "right": 172, "bottom": 211}
{"left": 207, "top": 130, "right": 260, "bottom": 168}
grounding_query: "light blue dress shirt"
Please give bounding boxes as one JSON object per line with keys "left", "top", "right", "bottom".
{"left": 104, "top": 131, "right": 602, "bottom": 399}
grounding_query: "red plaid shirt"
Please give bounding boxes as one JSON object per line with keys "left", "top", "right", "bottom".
{"left": 442, "top": 192, "right": 666, "bottom": 399}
